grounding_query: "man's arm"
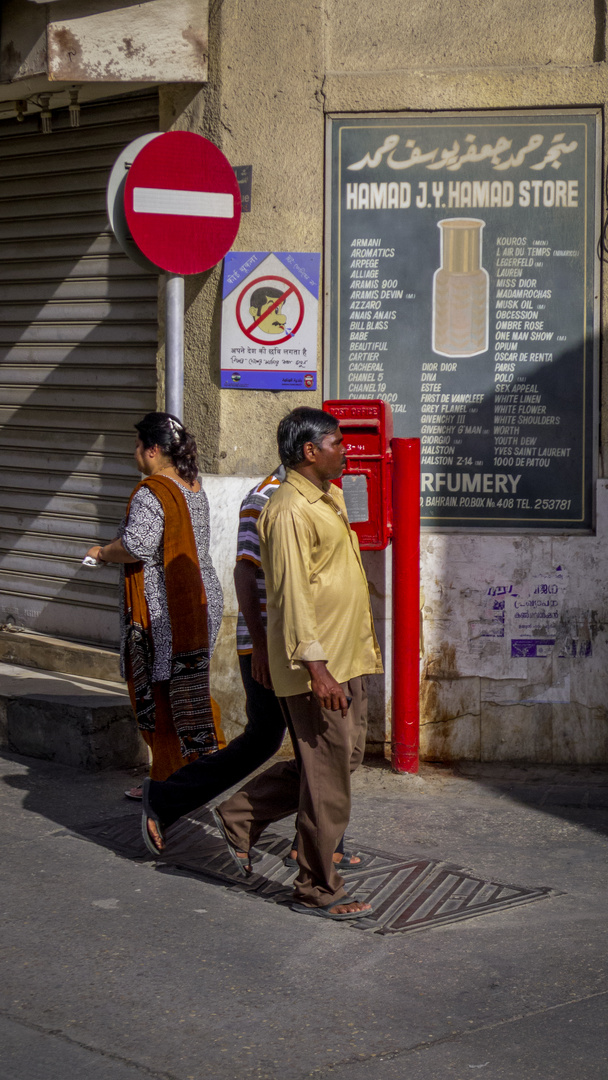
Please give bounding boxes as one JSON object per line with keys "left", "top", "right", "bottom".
{"left": 233, "top": 560, "right": 272, "bottom": 690}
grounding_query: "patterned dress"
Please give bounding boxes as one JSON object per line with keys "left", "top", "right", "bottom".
{"left": 119, "top": 478, "right": 223, "bottom": 682}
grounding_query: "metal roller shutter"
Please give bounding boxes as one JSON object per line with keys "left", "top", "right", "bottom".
{"left": 0, "top": 91, "right": 159, "bottom": 646}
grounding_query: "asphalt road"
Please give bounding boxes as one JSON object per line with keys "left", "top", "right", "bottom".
{"left": 1, "top": 752, "right": 607, "bottom": 1080}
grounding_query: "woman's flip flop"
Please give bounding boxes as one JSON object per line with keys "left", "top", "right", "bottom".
{"left": 141, "top": 778, "right": 166, "bottom": 857}
{"left": 125, "top": 787, "right": 143, "bottom": 800}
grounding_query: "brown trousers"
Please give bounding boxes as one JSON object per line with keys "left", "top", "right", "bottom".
{"left": 217, "top": 676, "right": 367, "bottom": 908}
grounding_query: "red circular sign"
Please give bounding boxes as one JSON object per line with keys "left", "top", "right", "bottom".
{"left": 124, "top": 131, "right": 241, "bottom": 275}
{"left": 235, "top": 276, "right": 305, "bottom": 345}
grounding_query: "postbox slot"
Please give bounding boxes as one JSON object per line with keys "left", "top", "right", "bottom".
{"left": 337, "top": 419, "right": 381, "bottom": 429}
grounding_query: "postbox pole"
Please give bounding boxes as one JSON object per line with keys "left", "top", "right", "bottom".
{"left": 165, "top": 273, "right": 184, "bottom": 421}
{"left": 390, "top": 437, "right": 420, "bottom": 773}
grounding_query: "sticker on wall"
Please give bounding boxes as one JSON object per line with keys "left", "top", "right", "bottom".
{"left": 220, "top": 252, "right": 320, "bottom": 389}
{"left": 507, "top": 566, "right": 567, "bottom": 657}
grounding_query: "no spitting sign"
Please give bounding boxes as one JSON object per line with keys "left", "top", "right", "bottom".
{"left": 236, "top": 276, "right": 305, "bottom": 345}
{"left": 221, "top": 252, "right": 320, "bottom": 389}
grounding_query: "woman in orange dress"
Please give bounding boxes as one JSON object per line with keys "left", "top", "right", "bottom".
{"left": 85, "top": 412, "right": 224, "bottom": 788}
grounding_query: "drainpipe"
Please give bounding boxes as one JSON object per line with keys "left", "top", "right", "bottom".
{"left": 391, "top": 437, "right": 421, "bottom": 772}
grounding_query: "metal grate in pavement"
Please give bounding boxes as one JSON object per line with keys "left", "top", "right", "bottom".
{"left": 75, "top": 808, "right": 555, "bottom": 934}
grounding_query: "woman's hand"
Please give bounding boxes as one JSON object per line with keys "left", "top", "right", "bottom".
{"left": 85, "top": 545, "right": 105, "bottom": 564}
{"left": 84, "top": 539, "right": 140, "bottom": 565}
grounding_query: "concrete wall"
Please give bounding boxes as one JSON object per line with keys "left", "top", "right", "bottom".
{"left": 420, "top": 481, "right": 608, "bottom": 764}
{"left": 325, "top": 0, "right": 598, "bottom": 70}
{"left": 168, "top": 0, "right": 607, "bottom": 764}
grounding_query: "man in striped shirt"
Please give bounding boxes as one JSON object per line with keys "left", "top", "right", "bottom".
{"left": 235, "top": 468, "right": 285, "bottom": 688}
{"left": 232, "top": 468, "right": 290, "bottom": 767}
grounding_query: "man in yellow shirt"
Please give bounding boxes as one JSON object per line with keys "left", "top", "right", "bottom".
{"left": 213, "top": 407, "right": 383, "bottom": 920}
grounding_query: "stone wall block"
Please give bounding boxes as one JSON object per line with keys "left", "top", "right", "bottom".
{"left": 5, "top": 698, "right": 147, "bottom": 772}
{"left": 551, "top": 702, "right": 608, "bottom": 765}
{"left": 327, "top": 0, "right": 596, "bottom": 71}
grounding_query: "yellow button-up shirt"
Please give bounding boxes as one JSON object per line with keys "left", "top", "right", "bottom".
{"left": 257, "top": 468, "right": 383, "bottom": 697}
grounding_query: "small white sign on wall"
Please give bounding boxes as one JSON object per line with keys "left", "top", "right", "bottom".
{"left": 221, "top": 251, "right": 320, "bottom": 390}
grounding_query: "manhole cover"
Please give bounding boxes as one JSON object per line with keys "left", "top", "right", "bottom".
{"left": 76, "top": 809, "right": 555, "bottom": 934}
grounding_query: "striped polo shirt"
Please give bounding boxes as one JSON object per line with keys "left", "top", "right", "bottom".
{"left": 235, "top": 468, "right": 285, "bottom": 654}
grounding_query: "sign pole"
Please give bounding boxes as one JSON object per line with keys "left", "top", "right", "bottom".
{"left": 114, "top": 130, "right": 242, "bottom": 421}
{"left": 165, "top": 273, "right": 184, "bottom": 421}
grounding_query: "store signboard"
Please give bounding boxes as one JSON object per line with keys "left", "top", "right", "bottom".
{"left": 326, "top": 110, "right": 601, "bottom": 530}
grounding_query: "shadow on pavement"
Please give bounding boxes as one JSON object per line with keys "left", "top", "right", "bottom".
{"left": 1, "top": 750, "right": 564, "bottom": 935}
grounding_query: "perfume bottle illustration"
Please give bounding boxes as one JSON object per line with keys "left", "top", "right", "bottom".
{"left": 432, "top": 218, "right": 489, "bottom": 357}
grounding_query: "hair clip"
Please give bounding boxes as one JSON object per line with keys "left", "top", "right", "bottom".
{"left": 167, "top": 417, "right": 183, "bottom": 437}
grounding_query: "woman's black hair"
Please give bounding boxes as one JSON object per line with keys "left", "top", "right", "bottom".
{"left": 134, "top": 412, "right": 199, "bottom": 484}
{"left": 277, "top": 407, "right": 339, "bottom": 469}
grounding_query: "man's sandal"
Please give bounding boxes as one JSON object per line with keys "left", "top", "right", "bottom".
{"left": 141, "top": 778, "right": 166, "bottom": 857}
{"left": 211, "top": 808, "right": 252, "bottom": 876}
{"left": 335, "top": 851, "right": 375, "bottom": 871}
{"left": 291, "top": 895, "right": 374, "bottom": 920}
{"left": 283, "top": 850, "right": 374, "bottom": 871}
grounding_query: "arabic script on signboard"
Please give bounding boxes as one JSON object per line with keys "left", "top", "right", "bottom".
{"left": 348, "top": 133, "right": 577, "bottom": 173}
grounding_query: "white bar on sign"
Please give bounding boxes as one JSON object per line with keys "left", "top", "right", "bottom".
{"left": 133, "top": 187, "right": 234, "bottom": 218}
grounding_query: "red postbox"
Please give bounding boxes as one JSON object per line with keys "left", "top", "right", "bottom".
{"left": 322, "top": 399, "right": 393, "bottom": 550}
{"left": 323, "top": 398, "right": 421, "bottom": 775}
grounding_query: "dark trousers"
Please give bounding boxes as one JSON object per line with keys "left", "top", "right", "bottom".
{"left": 149, "top": 654, "right": 287, "bottom": 827}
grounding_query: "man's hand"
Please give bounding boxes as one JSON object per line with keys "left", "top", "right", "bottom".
{"left": 251, "top": 642, "right": 273, "bottom": 690}
{"left": 234, "top": 560, "right": 274, "bottom": 688}
{"left": 304, "top": 661, "right": 349, "bottom": 716}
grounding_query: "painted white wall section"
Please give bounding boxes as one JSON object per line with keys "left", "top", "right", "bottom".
{"left": 419, "top": 480, "right": 608, "bottom": 763}
{"left": 204, "top": 476, "right": 262, "bottom": 743}
{"left": 46, "top": 0, "right": 208, "bottom": 83}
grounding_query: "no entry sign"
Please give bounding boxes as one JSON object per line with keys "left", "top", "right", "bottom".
{"left": 124, "top": 131, "right": 241, "bottom": 275}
